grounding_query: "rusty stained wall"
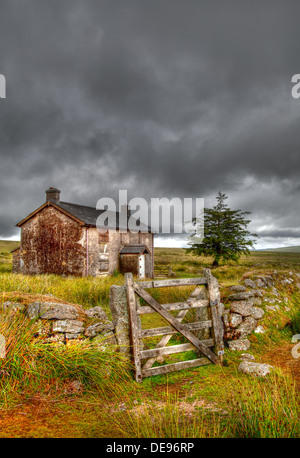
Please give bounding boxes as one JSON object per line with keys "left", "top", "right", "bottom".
{"left": 20, "top": 206, "right": 86, "bottom": 276}
{"left": 16, "top": 205, "right": 154, "bottom": 277}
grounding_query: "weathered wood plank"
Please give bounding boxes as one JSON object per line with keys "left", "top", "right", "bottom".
{"left": 134, "top": 282, "right": 218, "bottom": 364}
{"left": 141, "top": 287, "right": 204, "bottom": 370}
{"left": 139, "top": 320, "right": 212, "bottom": 338}
{"left": 203, "top": 269, "right": 224, "bottom": 364}
{"left": 137, "top": 277, "right": 207, "bottom": 289}
{"left": 141, "top": 357, "right": 211, "bottom": 377}
{"left": 137, "top": 299, "right": 209, "bottom": 314}
{"left": 136, "top": 296, "right": 144, "bottom": 353}
{"left": 125, "top": 273, "right": 143, "bottom": 382}
{"left": 140, "top": 339, "right": 214, "bottom": 359}
{"left": 141, "top": 308, "right": 189, "bottom": 370}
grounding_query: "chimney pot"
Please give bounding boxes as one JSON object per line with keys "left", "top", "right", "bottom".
{"left": 46, "top": 187, "right": 61, "bottom": 202}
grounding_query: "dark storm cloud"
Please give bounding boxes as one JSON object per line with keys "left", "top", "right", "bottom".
{"left": 0, "top": 1, "right": 299, "bottom": 247}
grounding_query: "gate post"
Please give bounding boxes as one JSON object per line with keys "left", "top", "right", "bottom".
{"left": 125, "top": 273, "right": 143, "bottom": 382}
{"left": 109, "top": 284, "right": 131, "bottom": 360}
{"left": 203, "top": 269, "right": 224, "bottom": 364}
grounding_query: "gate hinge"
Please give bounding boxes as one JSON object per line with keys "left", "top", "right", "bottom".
{"left": 210, "top": 300, "right": 218, "bottom": 307}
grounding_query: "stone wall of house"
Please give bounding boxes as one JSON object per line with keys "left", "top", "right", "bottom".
{"left": 15, "top": 204, "right": 154, "bottom": 277}
{"left": 108, "top": 231, "right": 154, "bottom": 276}
{"left": 12, "top": 248, "right": 21, "bottom": 273}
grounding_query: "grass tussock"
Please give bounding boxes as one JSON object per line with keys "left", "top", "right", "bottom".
{"left": 0, "top": 272, "right": 125, "bottom": 315}
{"left": 0, "top": 310, "right": 130, "bottom": 409}
{"left": 290, "top": 308, "right": 300, "bottom": 335}
{"left": 225, "top": 373, "right": 300, "bottom": 438}
{"left": 111, "top": 393, "right": 222, "bottom": 438}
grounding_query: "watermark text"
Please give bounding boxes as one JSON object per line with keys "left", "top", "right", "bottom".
{"left": 0, "top": 74, "right": 6, "bottom": 99}
{"left": 96, "top": 190, "right": 204, "bottom": 239}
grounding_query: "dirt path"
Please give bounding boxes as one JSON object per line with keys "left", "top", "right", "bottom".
{"left": 0, "top": 399, "right": 83, "bottom": 438}
{"left": 0, "top": 396, "right": 114, "bottom": 438}
{"left": 261, "top": 343, "right": 300, "bottom": 388}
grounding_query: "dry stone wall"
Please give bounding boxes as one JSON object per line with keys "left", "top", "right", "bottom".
{"left": 2, "top": 300, "right": 116, "bottom": 347}
{"left": 221, "top": 271, "right": 299, "bottom": 352}
{"left": 2, "top": 271, "right": 298, "bottom": 375}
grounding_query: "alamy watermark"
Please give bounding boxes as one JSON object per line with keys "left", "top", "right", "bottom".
{"left": 0, "top": 334, "right": 6, "bottom": 358}
{"left": 96, "top": 190, "right": 204, "bottom": 239}
{"left": 0, "top": 74, "right": 6, "bottom": 99}
{"left": 291, "top": 334, "right": 300, "bottom": 359}
{"left": 291, "top": 74, "right": 300, "bottom": 99}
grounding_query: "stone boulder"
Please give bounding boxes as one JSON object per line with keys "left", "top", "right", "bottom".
{"left": 85, "top": 320, "right": 114, "bottom": 338}
{"left": 230, "top": 300, "right": 253, "bottom": 317}
{"left": 2, "top": 301, "right": 25, "bottom": 312}
{"left": 238, "top": 362, "right": 273, "bottom": 377}
{"left": 249, "top": 307, "right": 264, "bottom": 320}
{"left": 39, "top": 302, "right": 80, "bottom": 320}
{"left": 240, "top": 353, "right": 255, "bottom": 361}
{"left": 229, "top": 285, "right": 247, "bottom": 293}
{"left": 255, "top": 278, "right": 266, "bottom": 288}
{"left": 229, "top": 292, "right": 254, "bottom": 301}
{"left": 228, "top": 338, "right": 251, "bottom": 351}
{"left": 254, "top": 325, "right": 266, "bottom": 334}
{"left": 85, "top": 306, "right": 108, "bottom": 321}
{"left": 27, "top": 301, "right": 40, "bottom": 319}
{"left": 228, "top": 313, "right": 243, "bottom": 328}
{"left": 238, "top": 317, "right": 257, "bottom": 337}
{"left": 243, "top": 279, "right": 257, "bottom": 289}
{"left": 52, "top": 319, "right": 85, "bottom": 334}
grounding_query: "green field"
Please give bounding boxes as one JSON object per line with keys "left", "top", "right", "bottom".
{"left": 0, "top": 241, "right": 299, "bottom": 438}
{"left": 0, "top": 240, "right": 19, "bottom": 273}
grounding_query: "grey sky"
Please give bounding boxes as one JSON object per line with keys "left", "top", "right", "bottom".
{"left": 0, "top": 1, "right": 299, "bottom": 248}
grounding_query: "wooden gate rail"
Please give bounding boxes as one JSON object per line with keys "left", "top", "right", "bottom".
{"left": 125, "top": 269, "right": 224, "bottom": 382}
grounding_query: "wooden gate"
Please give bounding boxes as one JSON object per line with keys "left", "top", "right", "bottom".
{"left": 125, "top": 269, "right": 224, "bottom": 382}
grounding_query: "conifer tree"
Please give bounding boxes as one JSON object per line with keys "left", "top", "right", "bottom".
{"left": 187, "top": 192, "right": 258, "bottom": 266}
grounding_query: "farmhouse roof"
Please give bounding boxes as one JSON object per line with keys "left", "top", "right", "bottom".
{"left": 16, "top": 196, "right": 152, "bottom": 232}
{"left": 10, "top": 246, "right": 20, "bottom": 253}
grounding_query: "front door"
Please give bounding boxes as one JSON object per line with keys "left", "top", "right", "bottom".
{"left": 138, "top": 255, "right": 145, "bottom": 278}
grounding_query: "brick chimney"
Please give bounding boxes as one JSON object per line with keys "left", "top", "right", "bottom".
{"left": 46, "top": 187, "right": 61, "bottom": 202}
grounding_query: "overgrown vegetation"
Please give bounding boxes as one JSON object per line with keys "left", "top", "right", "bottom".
{"left": 290, "top": 307, "right": 300, "bottom": 335}
{"left": 0, "top": 241, "right": 299, "bottom": 438}
{"left": 225, "top": 373, "right": 300, "bottom": 438}
{"left": 0, "top": 310, "right": 130, "bottom": 410}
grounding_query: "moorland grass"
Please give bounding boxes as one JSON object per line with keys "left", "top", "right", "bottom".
{"left": 0, "top": 242, "right": 299, "bottom": 437}
{"left": 0, "top": 310, "right": 131, "bottom": 409}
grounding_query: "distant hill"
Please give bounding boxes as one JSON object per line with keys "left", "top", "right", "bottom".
{"left": 0, "top": 240, "right": 20, "bottom": 253}
{"left": 261, "top": 246, "right": 300, "bottom": 253}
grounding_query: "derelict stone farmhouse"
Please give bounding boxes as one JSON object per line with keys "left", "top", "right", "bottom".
{"left": 12, "top": 188, "right": 154, "bottom": 278}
